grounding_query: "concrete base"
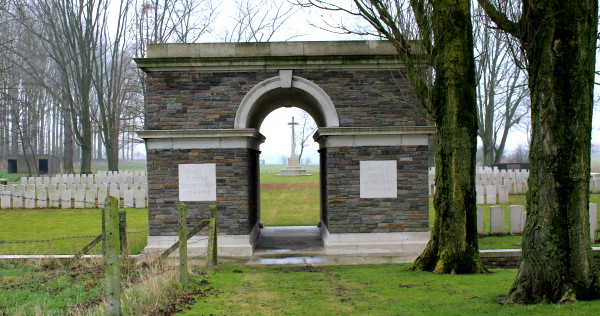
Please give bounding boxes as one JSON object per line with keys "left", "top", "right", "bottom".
{"left": 145, "top": 234, "right": 255, "bottom": 257}
{"left": 277, "top": 167, "right": 311, "bottom": 176}
{"left": 320, "top": 226, "right": 430, "bottom": 256}
{"left": 144, "top": 225, "right": 429, "bottom": 260}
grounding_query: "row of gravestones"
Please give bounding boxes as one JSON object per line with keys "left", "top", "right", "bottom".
{"left": 478, "top": 203, "right": 598, "bottom": 241}
{"left": 20, "top": 172, "right": 147, "bottom": 186}
{"left": 0, "top": 183, "right": 147, "bottom": 209}
{"left": 428, "top": 167, "right": 530, "bottom": 197}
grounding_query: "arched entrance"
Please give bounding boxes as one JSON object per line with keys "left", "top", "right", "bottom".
{"left": 137, "top": 41, "right": 435, "bottom": 259}
{"left": 234, "top": 72, "right": 338, "bottom": 252}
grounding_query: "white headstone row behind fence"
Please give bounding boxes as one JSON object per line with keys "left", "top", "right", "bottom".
{"left": 0, "top": 186, "right": 147, "bottom": 209}
{"left": 21, "top": 171, "right": 147, "bottom": 187}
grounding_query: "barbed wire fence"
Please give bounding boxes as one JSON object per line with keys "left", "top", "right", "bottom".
{"left": 0, "top": 195, "right": 218, "bottom": 315}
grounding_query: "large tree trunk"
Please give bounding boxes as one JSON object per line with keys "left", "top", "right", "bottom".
{"left": 506, "top": 0, "right": 600, "bottom": 303}
{"left": 410, "top": 0, "right": 486, "bottom": 274}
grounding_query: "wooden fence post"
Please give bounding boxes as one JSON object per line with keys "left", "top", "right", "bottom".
{"left": 119, "top": 210, "right": 128, "bottom": 258}
{"left": 178, "top": 203, "right": 188, "bottom": 285}
{"left": 104, "top": 196, "right": 121, "bottom": 315}
{"left": 207, "top": 205, "right": 218, "bottom": 267}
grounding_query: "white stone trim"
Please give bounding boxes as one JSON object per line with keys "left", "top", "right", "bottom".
{"left": 137, "top": 129, "right": 265, "bottom": 150}
{"left": 145, "top": 235, "right": 254, "bottom": 257}
{"left": 235, "top": 76, "right": 340, "bottom": 129}
{"left": 314, "top": 126, "right": 435, "bottom": 148}
{"left": 320, "top": 225, "right": 429, "bottom": 255}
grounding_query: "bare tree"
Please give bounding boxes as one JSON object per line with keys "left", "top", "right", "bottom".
{"left": 473, "top": 6, "right": 529, "bottom": 166}
{"left": 93, "top": 0, "right": 135, "bottom": 171}
{"left": 296, "top": 110, "right": 317, "bottom": 163}
{"left": 3, "top": 0, "right": 109, "bottom": 174}
{"left": 220, "top": 0, "right": 300, "bottom": 42}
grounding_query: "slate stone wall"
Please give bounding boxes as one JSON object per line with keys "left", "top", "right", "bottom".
{"left": 146, "top": 148, "right": 259, "bottom": 236}
{"left": 144, "top": 69, "right": 427, "bottom": 131}
{"left": 144, "top": 66, "right": 430, "bottom": 237}
{"left": 324, "top": 145, "right": 430, "bottom": 234}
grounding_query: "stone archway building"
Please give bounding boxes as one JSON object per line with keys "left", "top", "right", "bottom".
{"left": 136, "top": 41, "right": 435, "bottom": 257}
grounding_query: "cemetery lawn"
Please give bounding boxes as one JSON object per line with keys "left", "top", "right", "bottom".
{"left": 187, "top": 264, "right": 600, "bottom": 315}
{"left": 0, "top": 208, "right": 148, "bottom": 255}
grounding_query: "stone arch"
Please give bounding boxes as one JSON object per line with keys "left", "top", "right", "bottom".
{"left": 234, "top": 71, "right": 340, "bottom": 129}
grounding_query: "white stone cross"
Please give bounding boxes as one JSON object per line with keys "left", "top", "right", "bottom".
{"left": 288, "top": 116, "right": 299, "bottom": 158}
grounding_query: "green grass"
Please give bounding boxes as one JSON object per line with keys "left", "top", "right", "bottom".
{"left": 260, "top": 172, "right": 320, "bottom": 226}
{"left": 187, "top": 264, "right": 600, "bottom": 315}
{"left": 0, "top": 259, "right": 106, "bottom": 315}
{"left": 0, "top": 172, "right": 28, "bottom": 183}
{"left": 0, "top": 208, "right": 148, "bottom": 255}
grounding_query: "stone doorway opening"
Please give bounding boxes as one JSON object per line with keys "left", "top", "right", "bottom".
{"left": 254, "top": 107, "right": 323, "bottom": 254}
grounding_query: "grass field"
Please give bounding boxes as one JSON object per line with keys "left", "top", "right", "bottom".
{"left": 0, "top": 208, "right": 148, "bottom": 255}
{"left": 186, "top": 264, "right": 600, "bottom": 315}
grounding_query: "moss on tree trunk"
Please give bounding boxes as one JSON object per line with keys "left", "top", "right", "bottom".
{"left": 410, "top": 0, "right": 487, "bottom": 274}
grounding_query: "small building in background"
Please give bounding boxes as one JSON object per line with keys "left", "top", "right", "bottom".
{"left": 7, "top": 155, "right": 61, "bottom": 174}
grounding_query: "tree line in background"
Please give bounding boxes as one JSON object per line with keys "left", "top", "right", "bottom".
{"left": 0, "top": 0, "right": 298, "bottom": 174}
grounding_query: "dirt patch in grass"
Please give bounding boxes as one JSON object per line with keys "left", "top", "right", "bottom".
{"left": 261, "top": 182, "right": 318, "bottom": 190}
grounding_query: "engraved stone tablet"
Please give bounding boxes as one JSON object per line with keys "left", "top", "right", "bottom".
{"left": 360, "top": 160, "right": 397, "bottom": 198}
{"left": 179, "top": 164, "right": 217, "bottom": 201}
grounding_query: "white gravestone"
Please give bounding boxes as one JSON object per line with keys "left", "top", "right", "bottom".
{"left": 359, "top": 160, "right": 397, "bottom": 199}
{"left": 85, "top": 190, "right": 96, "bottom": 208}
{"left": 509, "top": 205, "right": 526, "bottom": 234}
{"left": 60, "top": 190, "right": 72, "bottom": 209}
{"left": 476, "top": 206, "right": 484, "bottom": 234}
{"left": 48, "top": 190, "right": 60, "bottom": 208}
{"left": 498, "top": 185, "right": 509, "bottom": 204}
{"left": 134, "top": 190, "right": 146, "bottom": 209}
{"left": 12, "top": 190, "right": 23, "bottom": 208}
{"left": 590, "top": 203, "right": 598, "bottom": 242}
{"left": 74, "top": 190, "right": 85, "bottom": 209}
{"left": 97, "top": 190, "right": 108, "bottom": 207}
{"left": 123, "top": 190, "right": 134, "bottom": 208}
{"left": 0, "top": 191, "right": 10, "bottom": 209}
{"left": 37, "top": 190, "right": 47, "bottom": 208}
{"left": 490, "top": 206, "right": 504, "bottom": 235}
{"left": 179, "top": 164, "right": 217, "bottom": 201}
{"left": 24, "top": 190, "right": 36, "bottom": 209}
{"left": 485, "top": 185, "right": 496, "bottom": 204}
{"left": 476, "top": 185, "right": 485, "bottom": 204}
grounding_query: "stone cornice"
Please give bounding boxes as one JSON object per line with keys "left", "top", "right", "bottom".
{"left": 138, "top": 129, "right": 265, "bottom": 150}
{"left": 314, "top": 126, "right": 435, "bottom": 148}
{"left": 135, "top": 40, "right": 426, "bottom": 72}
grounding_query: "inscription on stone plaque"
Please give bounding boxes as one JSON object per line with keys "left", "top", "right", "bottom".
{"left": 178, "top": 164, "right": 216, "bottom": 201}
{"left": 360, "top": 160, "right": 397, "bottom": 198}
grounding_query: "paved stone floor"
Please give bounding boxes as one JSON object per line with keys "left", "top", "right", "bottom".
{"left": 220, "top": 226, "right": 418, "bottom": 266}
